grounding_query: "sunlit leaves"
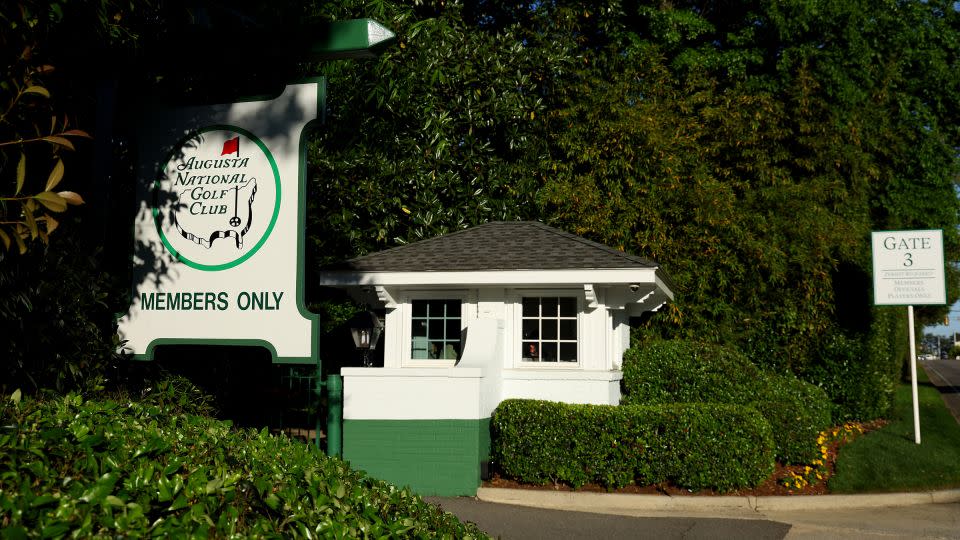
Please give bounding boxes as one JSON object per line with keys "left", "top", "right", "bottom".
{"left": 0, "top": 392, "right": 488, "bottom": 538}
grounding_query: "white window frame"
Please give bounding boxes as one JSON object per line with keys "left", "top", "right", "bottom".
{"left": 400, "top": 291, "right": 470, "bottom": 368}
{"left": 510, "top": 289, "right": 582, "bottom": 368}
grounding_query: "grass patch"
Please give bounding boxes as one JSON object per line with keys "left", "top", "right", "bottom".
{"left": 829, "top": 368, "right": 960, "bottom": 493}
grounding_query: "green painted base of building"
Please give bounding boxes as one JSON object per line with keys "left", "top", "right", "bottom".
{"left": 343, "top": 418, "right": 491, "bottom": 496}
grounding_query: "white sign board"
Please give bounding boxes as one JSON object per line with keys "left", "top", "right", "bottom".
{"left": 871, "top": 229, "right": 946, "bottom": 306}
{"left": 118, "top": 82, "right": 323, "bottom": 363}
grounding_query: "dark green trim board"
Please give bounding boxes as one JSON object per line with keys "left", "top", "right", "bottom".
{"left": 343, "top": 419, "right": 491, "bottom": 496}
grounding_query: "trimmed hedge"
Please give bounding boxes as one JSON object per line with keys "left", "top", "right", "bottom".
{"left": 621, "top": 340, "right": 832, "bottom": 464}
{"left": 491, "top": 399, "right": 775, "bottom": 492}
{"left": 0, "top": 392, "right": 487, "bottom": 539}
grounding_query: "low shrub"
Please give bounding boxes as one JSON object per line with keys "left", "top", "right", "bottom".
{"left": 621, "top": 340, "right": 762, "bottom": 404}
{"left": 491, "top": 399, "right": 774, "bottom": 492}
{"left": 0, "top": 392, "right": 487, "bottom": 539}
{"left": 622, "top": 340, "right": 832, "bottom": 464}
{"left": 752, "top": 374, "right": 833, "bottom": 463}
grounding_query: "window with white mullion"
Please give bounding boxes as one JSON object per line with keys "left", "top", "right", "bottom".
{"left": 411, "top": 299, "right": 461, "bottom": 360}
{"left": 521, "top": 296, "right": 577, "bottom": 363}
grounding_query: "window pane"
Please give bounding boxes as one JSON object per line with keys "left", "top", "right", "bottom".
{"left": 446, "top": 319, "right": 460, "bottom": 340}
{"left": 412, "top": 301, "right": 427, "bottom": 317}
{"left": 443, "top": 342, "right": 460, "bottom": 360}
{"left": 429, "top": 319, "right": 444, "bottom": 339}
{"left": 559, "top": 297, "right": 577, "bottom": 316}
{"left": 559, "top": 320, "right": 577, "bottom": 340}
{"left": 412, "top": 320, "right": 427, "bottom": 338}
{"left": 541, "top": 343, "right": 557, "bottom": 362}
{"left": 559, "top": 343, "right": 577, "bottom": 362}
{"left": 428, "top": 300, "right": 447, "bottom": 315}
{"left": 427, "top": 341, "right": 443, "bottom": 359}
{"left": 522, "top": 341, "right": 539, "bottom": 360}
{"left": 542, "top": 319, "right": 558, "bottom": 340}
{"left": 412, "top": 336, "right": 428, "bottom": 359}
{"left": 445, "top": 300, "right": 461, "bottom": 317}
{"left": 522, "top": 319, "right": 539, "bottom": 339}
{"left": 522, "top": 298, "right": 539, "bottom": 317}
{"left": 541, "top": 297, "right": 558, "bottom": 317}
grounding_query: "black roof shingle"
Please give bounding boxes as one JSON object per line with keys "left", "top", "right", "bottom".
{"left": 323, "top": 221, "right": 662, "bottom": 273}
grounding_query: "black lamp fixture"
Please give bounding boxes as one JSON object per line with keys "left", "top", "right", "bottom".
{"left": 349, "top": 310, "right": 383, "bottom": 367}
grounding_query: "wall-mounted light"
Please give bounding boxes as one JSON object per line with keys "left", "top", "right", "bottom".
{"left": 349, "top": 310, "right": 383, "bottom": 367}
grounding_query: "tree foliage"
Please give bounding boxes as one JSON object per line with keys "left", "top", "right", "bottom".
{"left": 1, "top": 0, "right": 957, "bottom": 414}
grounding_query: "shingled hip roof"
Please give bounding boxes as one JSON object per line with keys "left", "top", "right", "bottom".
{"left": 318, "top": 221, "right": 675, "bottom": 294}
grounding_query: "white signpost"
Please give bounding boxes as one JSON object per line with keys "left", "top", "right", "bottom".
{"left": 118, "top": 81, "right": 323, "bottom": 363}
{"left": 872, "top": 229, "right": 946, "bottom": 444}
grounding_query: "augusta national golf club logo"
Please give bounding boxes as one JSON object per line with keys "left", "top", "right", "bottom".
{"left": 153, "top": 126, "right": 281, "bottom": 271}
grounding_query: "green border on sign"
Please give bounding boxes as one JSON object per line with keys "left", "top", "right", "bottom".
{"left": 871, "top": 228, "right": 947, "bottom": 306}
{"left": 130, "top": 78, "right": 326, "bottom": 365}
{"left": 152, "top": 125, "right": 282, "bottom": 272}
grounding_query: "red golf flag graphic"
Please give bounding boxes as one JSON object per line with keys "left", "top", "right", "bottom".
{"left": 221, "top": 136, "right": 239, "bottom": 156}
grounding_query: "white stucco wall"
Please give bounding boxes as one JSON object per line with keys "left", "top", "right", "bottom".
{"left": 340, "top": 286, "right": 632, "bottom": 421}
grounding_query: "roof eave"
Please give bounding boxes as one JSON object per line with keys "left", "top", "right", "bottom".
{"left": 317, "top": 267, "right": 670, "bottom": 291}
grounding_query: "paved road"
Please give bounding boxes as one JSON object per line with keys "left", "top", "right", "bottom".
{"left": 425, "top": 497, "right": 792, "bottom": 539}
{"left": 427, "top": 496, "right": 960, "bottom": 539}
{"left": 923, "top": 359, "right": 960, "bottom": 424}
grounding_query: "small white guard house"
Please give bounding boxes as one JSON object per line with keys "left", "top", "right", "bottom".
{"left": 317, "top": 221, "right": 674, "bottom": 495}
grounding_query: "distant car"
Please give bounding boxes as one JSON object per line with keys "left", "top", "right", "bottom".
{"left": 920, "top": 354, "right": 937, "bottom": 361}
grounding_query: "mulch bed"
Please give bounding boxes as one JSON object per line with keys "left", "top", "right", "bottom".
{"left": 483, "top": 420, "right": 887, "bottom": 497}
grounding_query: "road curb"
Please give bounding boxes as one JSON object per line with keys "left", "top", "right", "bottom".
{"left": 476, "top": 487, "right": 960, "bottom": 514}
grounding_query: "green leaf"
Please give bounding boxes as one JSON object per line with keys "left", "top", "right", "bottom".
{"left": 42, "top": 214, "right": 59, "bottom": 234}
{"left": 23, "top": 85, "right": 50, "bottom": 98}
{"left": 30, "top": 495, "right": 58, "bottom": 508}
{"left": 16, "top": 153, "right": 25, "bottom": 195}
{"left": 45, "top": 159, "right": 64, "bottom": 191}
{"left": 40, "top": 523, "right": 71, "bottom": 539}
{"left": 205, "top": 477, "right": 224, "bottom": 494}
{"left": 0, "top": 228, "right": 10, "bottom": 251}
{"left": 10, "top": 389, "right": 21, "bottom": 404}
{"left": 2, "top": 525, "right": 28, "bottom": 540}
{"left": 23, "top": 204, "right": 38, "bottom": 239}
{"left": 33, "top": 191, "right": 67, "bottom": 213}
{"left": 168, "top": 493, "right": 189, "bottom": 512}
{"left": 13, "top": 230, "right": 26, "bottom": 254}
{"left": 41, "top": 136, "right": 74, "bottom": 150}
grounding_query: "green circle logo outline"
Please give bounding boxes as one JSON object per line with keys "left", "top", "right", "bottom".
{"left": 152, "top": 125, "right": 281, "bottom": 271}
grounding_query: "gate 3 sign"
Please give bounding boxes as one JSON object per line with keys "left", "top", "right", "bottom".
{"left": 872, "top": 229, "right": 946, "bottom": 306}
{"left": 118, "top": 82, "right": 322, "bottom": 363}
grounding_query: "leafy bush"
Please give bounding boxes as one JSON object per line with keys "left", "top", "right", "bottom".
{"left": 622, "top": 340, "right": 832, "bottom": 464}
{"left": 621, "top": 340, "right": 762, "bottom": 404}
{"left": 0, "top": 231, "right": 122, "bottom": 395}
{"left": 491, "top": 399, "right": 774, "bottom": 492}
{"left": 751, "top": 374, "right": 833, "bottom": 463}
{"left": 802, "top": 313, "right": 905, "bottom": 421}
{"left": 0, "top": 392, "right": 487, "bottom": 539}
{"left": 136, "top": 375, "right": 218, "bottom": 418}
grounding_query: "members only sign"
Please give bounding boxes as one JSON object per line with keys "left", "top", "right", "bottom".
{"left": 872, "top": 229, "right": 946, "bottom": 306}
{"left": 119, "top": 82, "right": 323, "bottom": 363}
